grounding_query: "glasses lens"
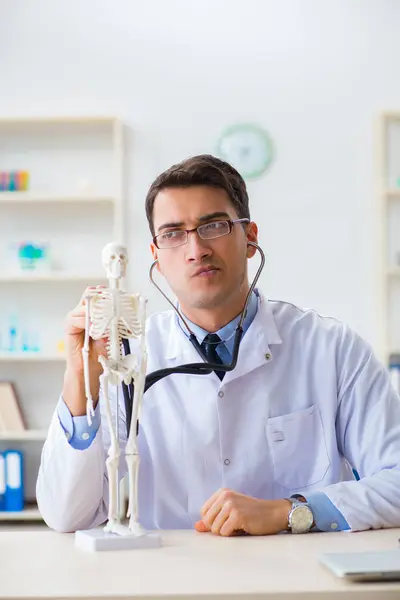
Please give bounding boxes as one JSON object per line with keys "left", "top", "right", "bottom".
{"left": 157, "top": 230, "right": 187, "bottom": 248}
{"left": 198, "top": 221, "right": 230, "bottom": 239}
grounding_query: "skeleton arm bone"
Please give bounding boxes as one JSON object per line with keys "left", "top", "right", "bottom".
{"left": 82, "top": 294, "right": 95, "bottom": 426}
{"left": 82, "top": 290, "right": 109, "bottom": 426}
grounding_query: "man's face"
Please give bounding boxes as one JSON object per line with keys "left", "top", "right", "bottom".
{"left": 150, "top": 186, "right": 258, "bottom": 311}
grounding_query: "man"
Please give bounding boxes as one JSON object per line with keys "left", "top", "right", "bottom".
{"left": 37, "top": 154, "right": 400, "bottom": 536}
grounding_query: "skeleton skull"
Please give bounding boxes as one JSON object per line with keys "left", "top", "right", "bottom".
{"left": 102, "top": 242, "right": 128, "bottom": 280}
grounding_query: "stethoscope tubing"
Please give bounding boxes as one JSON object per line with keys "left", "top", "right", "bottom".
{"left": 122, "top": 241, "right": 265, "bottom": 434}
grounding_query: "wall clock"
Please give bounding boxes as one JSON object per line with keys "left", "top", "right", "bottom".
{"left": 216, "top": 123, "right": 274, "bottom": 179}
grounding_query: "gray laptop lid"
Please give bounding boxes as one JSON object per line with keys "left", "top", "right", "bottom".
{"left": 319, "top": 549, "right": 400, "bottom": 581}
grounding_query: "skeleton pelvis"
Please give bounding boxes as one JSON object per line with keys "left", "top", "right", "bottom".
{"left": 99, "top": 354, "right": 139, "bottom": 385}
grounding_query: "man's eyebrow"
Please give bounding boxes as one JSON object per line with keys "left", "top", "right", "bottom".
{"left": 198, "top": 211, "right": 230, "bottom": 222}
{"left": 157, "top": 212, "right": 230, "bottom": 233}
{"left": 157, "top": 220, "right": 185, "bottom": 233}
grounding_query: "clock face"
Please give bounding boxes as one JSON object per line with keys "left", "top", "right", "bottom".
{"left": 216, "top": 124, "right": 274, "bottom": 179}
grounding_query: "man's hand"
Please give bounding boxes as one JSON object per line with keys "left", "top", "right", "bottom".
{"left": 194, "top": 488, "right": 292, "bottom": 537}
{"left": 62, "top": 286, "right": 108, "bottom": 417}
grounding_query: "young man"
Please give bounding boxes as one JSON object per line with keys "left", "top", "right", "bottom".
{"left": 37, "top": 154, "right": 400, "bottom": 536}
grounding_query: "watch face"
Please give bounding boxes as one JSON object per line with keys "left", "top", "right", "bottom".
{"left": 291, "top": 505, "right": 314, "bottom": 533}
{"left": 216, "top": 124, "right": 274, "bottom": 179}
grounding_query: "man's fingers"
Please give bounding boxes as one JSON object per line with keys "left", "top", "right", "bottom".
{"left": 200, "top": 488, "right": 225, "bottom": 518}
{"left": 78, "top": 285, "right": 106, "bottom": 306}
{"left": 78, "top": 286, "right": 95, "bottom": 306}
{"left": 195, "top": 513, "right": 245, "bottom": 537}
{"left": 194, "top": 520, "right": 209, "bottom": 533}
{"left": 66, "top": 314, "right": 108, "bottom": 346}
{"left": 93, "top": 338, "right": 108, "bottom": 357}
{"left": 202, "top": 496, "right": 227, "bottom": 529}
{"left": 66, "top": 305, "right": 87, "bottom": 333}
{"left": 210, "top": 503, "right": 231, "bottom": 535}
{"left": 220, "top": 513, "right": 241, "bottom": 537}
{"left": 70, "top": 308, "right": 85, "bottom": 318}
{"left": 66, "top": 315, "right": 86, "bottom": 334}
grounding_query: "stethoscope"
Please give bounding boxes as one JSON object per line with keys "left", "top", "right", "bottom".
{"left": 122, "top": 241, "right": 265, "bottom": 434}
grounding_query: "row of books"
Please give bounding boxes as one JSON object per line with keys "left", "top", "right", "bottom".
{"left": 0, "top": 382, "right": 26, "bottom": 432}
{"left": 0, "top": 383, "right": 25, "bottom": 511}
{"left": 0, "top": 450, "right": 24, "bottom": 511}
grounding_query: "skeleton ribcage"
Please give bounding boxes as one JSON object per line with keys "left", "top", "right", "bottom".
{"left": 89, "top": 291, "right": 144, "bottom": 362}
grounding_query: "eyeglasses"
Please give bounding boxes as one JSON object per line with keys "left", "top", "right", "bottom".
{"left": 153, "top": 218, "right": 250, "bottom": 249}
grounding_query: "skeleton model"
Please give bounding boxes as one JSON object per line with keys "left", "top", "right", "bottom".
{"left": 82, "top": 242, "right": 147, "bottom": 537}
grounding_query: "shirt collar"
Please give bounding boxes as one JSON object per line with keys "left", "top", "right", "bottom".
{"left": 165, "top": 289, "right": 282, "bottom": 361}
{"left": 176, "top": 290, "right": 259, "bottom": 356}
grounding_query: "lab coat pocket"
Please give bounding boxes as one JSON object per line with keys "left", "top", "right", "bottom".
{"left": 266, "top": 404, "right": 330, "bottom": 491}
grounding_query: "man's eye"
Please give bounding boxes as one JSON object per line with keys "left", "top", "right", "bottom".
{"left": 203, "top": 221, "right": 225, "bottom": 230}
{"left": 162, "top": 231, "right": 181, "bottom": 240}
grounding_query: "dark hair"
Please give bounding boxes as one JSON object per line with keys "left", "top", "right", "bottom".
{"left": 145, "top": 154, "right": 250, "bottom": 236}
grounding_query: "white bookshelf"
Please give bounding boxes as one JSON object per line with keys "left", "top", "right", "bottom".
{"left": 0, "top": 430, "right": 47, "bottom": 441}
{"left": 0, "top": 273, "right": 106, "bottom": 282}
{"left": 0, "top": 115, "right": 126, "bottom": 521}
{"left": 378, "top": 112, "right": 400, "bottom": 365}
{"left": 0, "top": 506, "right": 42, "bottom": 521}
{"left": 387, "top": 266, "right": 400, "bottom": 278}
{"left": 0, "top": 192, "right": 115, "bottom": 204}
{"left": 0, "top": 353, "right": 65, "bottom": 362}
{"left": 386, "top": 189, "right": 400, "bottom": 200}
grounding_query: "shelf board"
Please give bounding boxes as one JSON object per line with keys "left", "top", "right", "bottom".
{"left": 0, "top": 273, "right": 106, "bottom": 282}
{"left": 0, "top": 505, "right": 42, "bottom": 521}
{"left": 384, "top": 349, "right": 400, "bottom": 362}
{"left": 0, "top": 192, "right": 115, "bottom": 204}
{"left": 385, "top": 189, "right": 400, "bottom": 199}
{"left": 0, "top": 116, "right": 117, "bottom": 125}
{"left": 387, "top": 266, "right": 400, "bottom": 277}
{"left": 382, "top": 112, "right": 400, "bottom": 122}
{"left": 0, "top": 429, "right": 47, "bottom": 441}
{"left": 0, "top": 352, "right": 65, "bottom": 362}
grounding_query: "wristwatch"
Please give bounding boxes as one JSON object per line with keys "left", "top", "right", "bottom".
{"left": 285, "top": 495, "right": 314, "bottom": 534}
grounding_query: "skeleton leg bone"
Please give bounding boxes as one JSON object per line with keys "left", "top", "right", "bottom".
{"left": 126, "top": 352, "right": 147, "bottom": 535}
{"left": 100, "top": 370, "right": 122, "bottom": 534}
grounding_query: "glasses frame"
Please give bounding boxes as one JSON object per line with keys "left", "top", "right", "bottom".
{"left": 153, "top": 218, "right": 250, "bottom": 249}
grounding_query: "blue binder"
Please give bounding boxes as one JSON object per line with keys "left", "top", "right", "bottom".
{"left": 4, "top": 450, "right": 24, "bottom": 511}
{"left": 0, "top": 452, "right": 6, "bottom": 511}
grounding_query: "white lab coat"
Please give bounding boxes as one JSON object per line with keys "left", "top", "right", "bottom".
{"left": 36, "top": 292, "right": 400, "bottom": 533}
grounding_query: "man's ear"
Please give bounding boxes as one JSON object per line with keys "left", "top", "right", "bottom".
{"left": 150, "top": 243, "right": 162, "bottom": 273}
{"left": 246, "top": 222, "right": 259, "bottom": 258}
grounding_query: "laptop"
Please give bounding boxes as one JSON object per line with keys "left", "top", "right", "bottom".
{"left": 319, "top": 549, "right": 400, "bottom": 582}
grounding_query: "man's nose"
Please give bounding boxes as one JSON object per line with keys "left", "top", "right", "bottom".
{"left": 185, "top": 230, "right": 212, "bottom": 262}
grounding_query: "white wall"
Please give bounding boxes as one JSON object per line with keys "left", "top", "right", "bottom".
{"left": 1, "top": 0, "right": 400, "bottom": 353}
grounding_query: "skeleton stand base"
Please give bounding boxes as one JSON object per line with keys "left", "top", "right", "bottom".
{"left": 75, "top": 527, "right": 161, "bottom": 552}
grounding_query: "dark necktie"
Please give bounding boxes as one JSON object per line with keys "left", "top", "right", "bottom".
{"left": 201, "top": 333, "right": 225, "bottom": 381}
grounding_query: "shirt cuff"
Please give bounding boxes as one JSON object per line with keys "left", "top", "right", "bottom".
{"left": 57, "top": 397, "right": 101, "bottom": 450}
{"left": 306, "top": 491, "right": 350, "bottom": 532}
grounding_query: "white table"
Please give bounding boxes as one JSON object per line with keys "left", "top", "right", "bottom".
{"left": 0, "top": 527, "right": 400, "bottom": 599}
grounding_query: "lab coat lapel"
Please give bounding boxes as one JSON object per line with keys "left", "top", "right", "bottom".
{"left": 222, "top": 293, "right": 282, "bottom": 384}
{"left": 162, "top": 292, "right": 282, "bottom": 383}
{"left": 164, "top": 313, "right": 205, "bottom": 364}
